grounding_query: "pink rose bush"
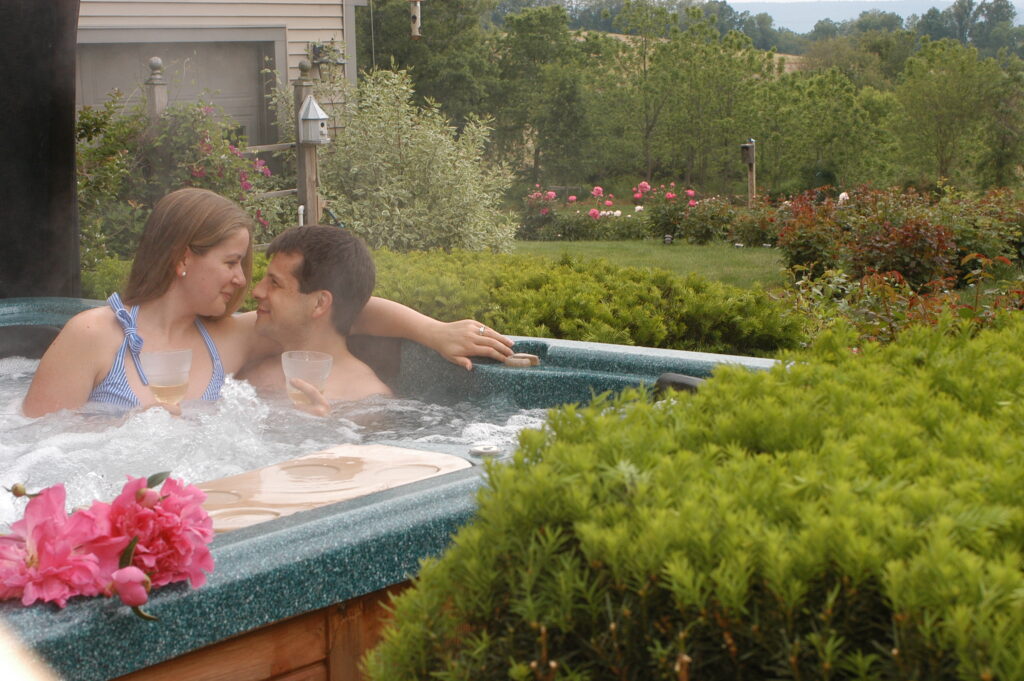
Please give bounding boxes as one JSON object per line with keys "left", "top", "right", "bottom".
{"left": 518, "top": 181, "right": 699, "bottom": 239}
{"left": 0, "top": 474, "right": 213, "bottom": 617}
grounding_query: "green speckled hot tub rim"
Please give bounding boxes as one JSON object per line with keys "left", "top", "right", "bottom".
{"left": 0, "top": 297, "right": 777, "bottom": 680}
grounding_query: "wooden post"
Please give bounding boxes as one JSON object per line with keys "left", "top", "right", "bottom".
{"left": 294, "top": 60, "right": 323, "bottom": 224}
{"left": 145, "top": 57, "right": 168, "bottom": 122}
{"left": 740, "top": 140, "right": 756, "bottom": 209}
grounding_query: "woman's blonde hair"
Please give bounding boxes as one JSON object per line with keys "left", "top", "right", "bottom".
{"left": 123, "top": 188, "right": 254, "bottom": 317}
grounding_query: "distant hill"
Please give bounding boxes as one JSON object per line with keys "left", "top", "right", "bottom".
{"left": 730, "top": 0, "right": 1024, "bottom": 33}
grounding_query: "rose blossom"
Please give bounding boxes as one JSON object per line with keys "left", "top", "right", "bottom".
{"left": 604, "top": 200, "right": 613, "bottom": 207}
{"left": 591, "top": 186, "right": 603, "bottom": 198}
{"left": 638, "top": 181, "right": 651, "bottom": 193}
{"left": 568, "top": 195, "right": 577, "bottom": 203}
{"left": 685, "top": 189, "right": 695, "bottom": 197}
{"left": 588, "top": 208, "right": 600, "bottom": 219}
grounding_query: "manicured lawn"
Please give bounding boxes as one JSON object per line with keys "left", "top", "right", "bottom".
{"left": 513, "top": 240, "right": 786, "bottom": 290}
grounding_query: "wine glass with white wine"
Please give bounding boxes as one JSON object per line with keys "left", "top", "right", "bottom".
{"left": 139, "top": 349, "right": 192, "bottom": 405}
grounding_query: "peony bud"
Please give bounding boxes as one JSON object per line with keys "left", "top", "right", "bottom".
{"left": 111, "top": 566, "right": 151, "bottom": 607}
{"left": 135, "top": 487, "right": 161, "bottom": 508}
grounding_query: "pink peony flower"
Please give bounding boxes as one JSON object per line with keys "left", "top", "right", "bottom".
{"left": 84, "top": 477, "right": 214, "bottom": 589}
{"left": 110, "top": 567, "right": 151, "bottom": 607}
{"left": 633, "top": 192, "right": 643, "bottom": 200}
{"left": 588, "top": 208, "right": 600, "bottom": 219}
{"left": 591, "top": 186, "right": 603, "bottom": 198}
{"left": 685, "top": 189, "right": 695, "bottom": 197}
{"left": 0, "top": 485, "right": 106, "bottom": 607}
{"left": 539, "top": 208, "right": 549, "bottom": 216}
{"left": 665, "top": 192, "right": 677, "bottom": 200}
{"left": 670, "top": 182, "right": 676, "bottom": 187}
{"left": 568, "top": 195, "right": 577, "bottom": 203}
{"left": 544, "top": 191, "right": 556, "bottom": 201}
{"left": 604, "top": 200, "right": 613, "bottom": 207}
{"left": 638, "top": 181, "right": 651, "bottom": 193}
{"left": 688, "top": 200, "right": 697, "bottom": 207}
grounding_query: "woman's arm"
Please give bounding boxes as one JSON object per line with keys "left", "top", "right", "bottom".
{"left": 22, "top": 311, "right": 111, "bottom": 417}
{"left": 351, "top": 297, "right": 514, "bottom": 370}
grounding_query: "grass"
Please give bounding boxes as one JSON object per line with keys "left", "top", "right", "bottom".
{"left": 513, "top": 240, "right": 787, "bottom": 290}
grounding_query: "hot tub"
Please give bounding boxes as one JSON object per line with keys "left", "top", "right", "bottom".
{"left": 0, "top": 297, "right": 776, "bottom": 680}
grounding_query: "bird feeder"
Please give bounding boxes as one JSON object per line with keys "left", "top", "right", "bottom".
{"left": 298, "top": 94, "right": 330, "bottom": 145}
{"left": 410, "top": 0, "right": 422, "bottom": 39}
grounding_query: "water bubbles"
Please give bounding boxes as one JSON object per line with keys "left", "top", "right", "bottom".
{"left": 0, "top": 361, "right": 548, "bottom": 528}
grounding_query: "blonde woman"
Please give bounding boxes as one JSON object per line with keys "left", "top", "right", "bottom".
{"left": 22, "top": 188, "right": 511, "bottom": 417}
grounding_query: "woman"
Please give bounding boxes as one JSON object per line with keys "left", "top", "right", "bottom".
{"left": 22, "top": 188, "right": 511, "bottom": 417}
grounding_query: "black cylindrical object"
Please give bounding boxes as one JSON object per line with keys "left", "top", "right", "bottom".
{"left": 0, "top": 0, "right": 81, "bottom": 298}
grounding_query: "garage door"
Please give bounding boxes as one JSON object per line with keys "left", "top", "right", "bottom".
{"left": 77, "top": 41, "right": 273, "bottom": 144}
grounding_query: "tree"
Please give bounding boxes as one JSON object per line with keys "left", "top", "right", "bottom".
{"left": 486, "top": 5, "right": 590, "bottom": 183}
{"left": 891, "top": 39, "right": 1000, "bottom": 183}
{"left": 653, "top": 11, "right": 776, "bottom": 191}
{"left": 914, "top": 8, "right": 955, "bottom": 41}
{"left": 850, "top": 9, "right": 904, "bottom": 33}
{"left": 355, "top": 0, "right": 497, "bottom": 127}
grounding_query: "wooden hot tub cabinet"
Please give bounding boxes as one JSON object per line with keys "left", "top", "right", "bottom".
{"left": 116, "top": 583, "right": 407, "bottom": 681}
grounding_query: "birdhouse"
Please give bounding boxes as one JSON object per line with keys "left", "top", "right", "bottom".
{"left": 739, "top": 141, "right": 755, "bottom": 165}
{"left": 410, "top": 1, "right": 422, "bottom": 39}
{"left": 299, "top": 95, "right": 330, "bottom": 145}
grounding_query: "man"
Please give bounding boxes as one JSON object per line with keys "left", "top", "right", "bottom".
{"left": 239, "top": 225, "right": 392, "bottom": 402}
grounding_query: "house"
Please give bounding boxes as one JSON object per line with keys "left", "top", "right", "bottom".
{"left": 76, "top": 0, "right": 366, "bottom": 144}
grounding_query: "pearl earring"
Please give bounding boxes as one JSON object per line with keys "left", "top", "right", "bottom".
{"left": 180, "top": 271, "right": 187, "bottom": 278}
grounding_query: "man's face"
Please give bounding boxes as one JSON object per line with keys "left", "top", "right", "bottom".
{"left": 252, "top": 251, "right": 317, "bottom": 345}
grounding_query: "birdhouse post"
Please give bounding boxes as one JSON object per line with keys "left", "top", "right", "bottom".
{"left": 294, "top": 61, "right": 324, "bottom": 224}
{"left": 740, "top": 139, "right": 756, "bottom": 208}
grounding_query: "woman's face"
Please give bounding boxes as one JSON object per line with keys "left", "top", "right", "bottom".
{"left": 181, "top": 228, "right": 250, "bottom": 317}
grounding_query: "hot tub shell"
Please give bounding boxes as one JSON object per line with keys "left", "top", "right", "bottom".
{"left": 0, "top": 297, "right": 776, "bottom": 680}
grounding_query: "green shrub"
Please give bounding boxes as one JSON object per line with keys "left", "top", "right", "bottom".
{"left": 366, "top": 315, "right": 1024, "bottom": 680}
{"left": 374, "top": 250, "right": 804, "bottom": 355}
{"left": 76, "top": 92, "right": 281, "bottom": 266}
{"left": 81, "top": 257, "right": 132, "bottom": 300}
{"left": 308, "top": 70, "right": 516, "bottom": 252}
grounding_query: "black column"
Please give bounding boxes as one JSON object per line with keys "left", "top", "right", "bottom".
{"left": 0, "top": 0, "right": 81, "bottom": 298}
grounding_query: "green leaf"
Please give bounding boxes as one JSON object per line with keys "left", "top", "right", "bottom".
{"left": 119, "top": 536, "right": 139, "bottom": 570}
{"left": 146, "top": 471, "right": 171, "bottom": 489}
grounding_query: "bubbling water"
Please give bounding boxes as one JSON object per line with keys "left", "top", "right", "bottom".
{"left": 0, "top": 357, "right": 547, "bottom": 528}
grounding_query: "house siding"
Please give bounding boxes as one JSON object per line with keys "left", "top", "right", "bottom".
{"left": 78, "top": 0, "right": 354, "bottom": 81}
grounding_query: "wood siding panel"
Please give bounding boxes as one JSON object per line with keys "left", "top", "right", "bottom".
{"left": 79, "top": 0, "right": 351, "bottom": 81}
{"left": 82, "top": 4, "right": 342, "bottom": 19}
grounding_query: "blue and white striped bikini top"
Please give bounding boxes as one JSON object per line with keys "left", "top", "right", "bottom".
{"left": 87, "top": 293, "right": 225, "bottom": 409}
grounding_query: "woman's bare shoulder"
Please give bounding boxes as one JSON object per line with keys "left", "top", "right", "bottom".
{"left": 60, "top": 306, "right": 121, "bottom": 342}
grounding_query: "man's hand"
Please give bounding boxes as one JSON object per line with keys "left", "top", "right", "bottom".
{"left": 428, "top": 320, "right": 514, "bottom": 370}
{"left": 288, "top": 378, "right": 330, "bottom": 417}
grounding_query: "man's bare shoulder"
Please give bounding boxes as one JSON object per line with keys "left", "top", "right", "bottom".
{"left": 325, "top": 357, "right": 393, "bottom": 401}
{"left": 236, "top": 354, "right": 283, "bottom": 391}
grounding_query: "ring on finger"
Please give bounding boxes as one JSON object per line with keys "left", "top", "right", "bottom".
{"left": 477, "top": 325, "right": 487, "bottom": 336}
